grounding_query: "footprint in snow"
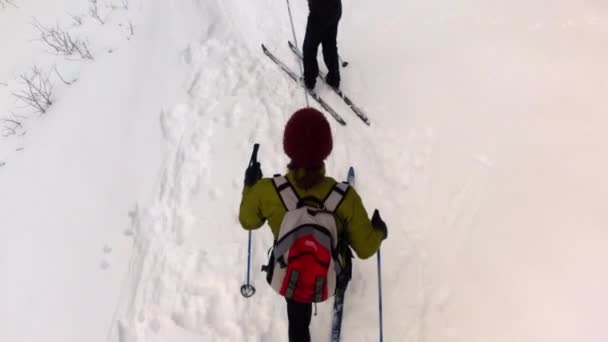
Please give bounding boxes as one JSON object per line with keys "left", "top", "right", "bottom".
{"left": 475, "top": 154, "right": 493, "bottom": 168}
{"left": 209, "top": 188, "right": 222, "bottom": 199}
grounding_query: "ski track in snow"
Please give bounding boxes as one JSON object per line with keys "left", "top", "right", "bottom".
{"left": 115, "top": 36, "right": 298, "bottom": 341}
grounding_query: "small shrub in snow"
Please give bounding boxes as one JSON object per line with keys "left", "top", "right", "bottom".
{"left": 33, "top": 19, "right": 94, "bottom": 60}
{"left": 106, "top": 0, "right": 126, "bottom": 11}
{"left": 0, "top": 0, "right": 17, "bottom": 9}
{"left": 1, "top": 113, "right": 25, "bottom": 137}
{"left": 2, "top": 119, "right": 22, "bottom": 137}
{"left": 11, "top": 67, "right": 54, "bottom": 115}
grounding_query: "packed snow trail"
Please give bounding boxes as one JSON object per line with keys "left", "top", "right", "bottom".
{"left": 114, "top": 0, "right": 428, "bottom": 340}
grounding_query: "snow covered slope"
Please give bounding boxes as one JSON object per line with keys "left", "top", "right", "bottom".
{"left": 1, "top": 0, "right": 607, "bottom": 341}
{"left": 0, "top": 0, "right": 203, "bottom": 340}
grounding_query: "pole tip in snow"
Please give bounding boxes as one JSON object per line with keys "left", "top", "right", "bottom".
{"left": 240, "top": 284, "right": 256, "bottom": 298}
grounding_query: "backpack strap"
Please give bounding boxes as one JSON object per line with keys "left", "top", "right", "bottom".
{"left": 323, "top": 182, "right": 350, "bottom": 213}
{"left": 325, "top": 182, "right": 353, "bottom": 290}
{"left": 272, "top": 176, "right": 299, "bottom": 211}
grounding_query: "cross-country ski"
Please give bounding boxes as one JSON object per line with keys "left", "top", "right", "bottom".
{"left": 289, "top": 41, "right": 371, "bottom": 126}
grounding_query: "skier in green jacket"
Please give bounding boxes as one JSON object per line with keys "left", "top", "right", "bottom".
{"left": 239, "top": 108, "right": 387, "bottom": 342}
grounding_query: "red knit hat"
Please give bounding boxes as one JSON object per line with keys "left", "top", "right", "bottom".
{"left": 283, "top": 108, "right": 333, "bottom": 168}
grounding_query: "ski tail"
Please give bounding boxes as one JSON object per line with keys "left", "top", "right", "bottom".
{"left": 261, "top": 44, "right": 347, "bottom": 126}
{"left": 287, "top": 41, "right": 371, "bottom": 126}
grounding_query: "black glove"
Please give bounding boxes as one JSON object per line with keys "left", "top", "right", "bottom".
{"left": 372, "top": 209, "right": 388, "bottom": 240}
{"left": 244, "top": 161, "right": 262, "bottom": 187}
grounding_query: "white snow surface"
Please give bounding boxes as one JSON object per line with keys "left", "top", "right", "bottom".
{"left": 1, "top": 0, "right": 607, "bottom": 341}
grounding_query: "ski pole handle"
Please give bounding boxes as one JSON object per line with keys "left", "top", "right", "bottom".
{"left": 249, "top": 143, "right": 260, "bottom": 166}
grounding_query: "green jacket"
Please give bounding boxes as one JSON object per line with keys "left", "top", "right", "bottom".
{"left": 239, "top": 169, "right": 383, "bottom": 259}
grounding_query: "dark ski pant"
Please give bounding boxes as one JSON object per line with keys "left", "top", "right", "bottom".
{"left": 286, "top": 299, "right": 312, "bottom": 342}
{"left": 302, "top": 2, "right": 343, "bottom": 85}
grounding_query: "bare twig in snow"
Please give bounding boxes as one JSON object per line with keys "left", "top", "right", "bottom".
{"left": 33, "top": 19, "right": 94, "bottom": 60}
{"left": 89, "top": 0, "right": 105, "bottom": 25}
{"left": 54, "top": 65, "right": 77, "bottom": 85}
{"left": 78, "top": 39, "right": 94, "bottom": 60}
{"left": 69, "top": 13, "right": 83, "bottom": 26}
{"left": 128, "top": 21, "right": 134, "bottom": 35}
{"left": 11, "top": 67, "right": 54, "bottom": 115}
{"left": 2, "top": 118, "right": 22, "bottom": 137}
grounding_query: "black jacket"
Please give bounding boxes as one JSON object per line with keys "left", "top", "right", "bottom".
{"left": 308, "top": 0, "right": 342, "bottom": 17}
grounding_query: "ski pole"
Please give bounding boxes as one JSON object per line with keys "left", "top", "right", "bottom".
{"left": 240, "top": 144, "right": 260, "bottom": 298}
{"left": 377, "top": 248, "right": 384, "bottom": 342}
{"left": 240, "top": 230, "right": 256, "bottom": 298}
{"left": 286, "top": 0, "right": 310, "bottom": 107}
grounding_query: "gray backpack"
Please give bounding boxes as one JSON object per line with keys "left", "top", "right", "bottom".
{"left": 262, "top": 175, "right": 350, "bottom": 303}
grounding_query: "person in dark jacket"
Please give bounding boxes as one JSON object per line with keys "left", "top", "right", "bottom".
{"left": 239, "top": 108, "right": 388, "bottom": 342}
{"left": 303, "top": 0, "right": 343, "bottom": 90}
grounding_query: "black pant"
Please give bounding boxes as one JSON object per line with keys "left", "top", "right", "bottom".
{"left": 303, "top": 0, "right": 342, "bottom": 84}
{"left": 286, "top": 299, "right": 312, "bottom": 342}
